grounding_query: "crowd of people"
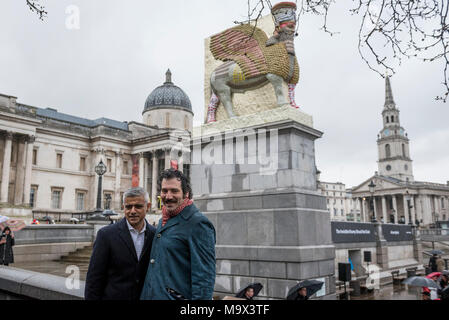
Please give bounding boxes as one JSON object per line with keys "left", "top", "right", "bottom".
{"left": 424, "top": 254, "right": 449, "bottom": 300}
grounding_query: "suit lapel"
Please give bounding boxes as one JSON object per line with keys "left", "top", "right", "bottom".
{"left": 141, "top": 221, "right": 154, "bottom": 260}
{"left": 117, "top": 219, "right": 138, "bottom": 262}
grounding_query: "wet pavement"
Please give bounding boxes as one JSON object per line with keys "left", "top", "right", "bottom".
{"left": 11, "top": 260, "right": 423, "bottom": 300}
{"left": 350, "top": 284, "right": 422, "bottom": 300}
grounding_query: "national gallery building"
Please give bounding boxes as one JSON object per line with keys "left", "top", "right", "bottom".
{"left": 0, "top": 70, "right": 192, "bottom": 221}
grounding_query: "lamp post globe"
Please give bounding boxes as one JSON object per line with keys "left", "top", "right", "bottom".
{"left": 95, "top": 160, "right": 107, "bottom": 213}
{"left": 95, "top": 160, "right": 107, "bottom": 176}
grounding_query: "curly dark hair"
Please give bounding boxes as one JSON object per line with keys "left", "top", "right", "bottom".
{"left": 157, "top": 168, "right": 192, "bottom": 199}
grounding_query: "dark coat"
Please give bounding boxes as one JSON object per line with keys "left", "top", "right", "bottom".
{"left": 85, "top": 218, "right": 156, "bottom": 300}
{"left": 429, "top": 256, "right": 438, "bottom": 272}
{"left": 140, "top": 204, "right": 216, "bottom": 300}
{"left": 0, "top": 234, "right": 14, "bottom": 265}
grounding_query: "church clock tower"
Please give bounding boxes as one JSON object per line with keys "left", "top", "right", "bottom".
{"left": 377, "top": 77, "right": 414, "bottom": 182}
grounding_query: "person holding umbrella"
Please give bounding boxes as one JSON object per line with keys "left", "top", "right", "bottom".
{"left": 235, "top": 283, "right": 263, "bottom": 300}
{"left": 296, "top": 286, "right": 308, "bottom": 300}
{"left": 0, "top": 227, "right": 15, "bottom": 266}
{"left": 436, "top": 255, "right": 445, "bottom": 272}
{"left": 429, "top": 254, "right": 438, "bottom": 273}
{"left": 286, "top": 280, "right": 324, "bottom": 300}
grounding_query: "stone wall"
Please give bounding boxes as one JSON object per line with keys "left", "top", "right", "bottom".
{"left": 0, "top": 266, "right": 84, "bottom": 300}
{"left": 12, "top": 225, "right": 94, "bottom": 262}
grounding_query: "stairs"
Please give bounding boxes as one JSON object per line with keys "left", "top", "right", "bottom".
{"left": 60, "top": 245, "right": 93, "bottom": 264}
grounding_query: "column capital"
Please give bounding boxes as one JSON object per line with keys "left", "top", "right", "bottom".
{"left": 27, "top": 135, "right": 36, "bottom": 143}
{"left": 114, "top": 149, "right": 124, "bottom": 158}
{"left": 4, "top": 131, "right": 13, "bottom": 140}
{"left": 92, "top": 147, "right": 105, "bottom": 154}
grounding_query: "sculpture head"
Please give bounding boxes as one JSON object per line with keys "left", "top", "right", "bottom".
{"left": 271, "top": 2, "right": 297, "bottom": 29}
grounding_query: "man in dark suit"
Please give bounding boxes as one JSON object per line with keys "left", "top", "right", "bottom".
{"left": 85, "top": 187, "right": 156, "bottom": 300}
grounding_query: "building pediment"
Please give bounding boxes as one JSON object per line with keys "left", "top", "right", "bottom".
{"left": 352, "top": 175, "right": 405, "bottom": 194}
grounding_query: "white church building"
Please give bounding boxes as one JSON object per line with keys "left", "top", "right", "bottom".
{"left": 351, "top": 77, "right": 449, "bottom": 226}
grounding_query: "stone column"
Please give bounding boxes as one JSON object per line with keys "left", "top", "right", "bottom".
{"left": 0, "top": 132, "right": 13, "bottom": 203}
{"left": 114, "top": 150, "right": 122, "bottom": 210}
{"left": 144, "top": 155, "right": 149, "bottom": 191}
{"left": 23, "top": 135, "right": 35, "bottom": 205}
{"left": 372, "top": 196, "right": 378, "bottom": 221}
{"left": 356, "top": 198, "right": 362, "bottom": 222}
{"left": 14, "top": 136, "right": 26, "bottom": 205}
{"left": 410, "top": 195, "right": 416, "bottom": 225}
{"left": 178, "top": 151, "right": 184, "bottom": 173}
{"left": 139, "top": 153, "right": 145, "bottom": 188}
{"left": 381, "top": 196, "right": 387, "bottom": 223}
{"left": 392, "top": 195, "right": 398, "bottom": 224}
{"left": 416, "top": 196, "right": 423, "bottom": 224}
{"left": 434, "top": 196, "right": 439, "bottom": 220}
{"left": 362, "top": 198, "right": 367, "bottom": 222}
{"left": 403, "top": 195, "right": 410, "bottom": 224}
{"left": 151, "top": 151, "right": 159, "bottom": 209}
{"left": 165, "top": 148, "right": 171, "bottom": 170}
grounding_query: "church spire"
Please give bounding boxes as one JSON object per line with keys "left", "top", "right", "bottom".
{"left": 385, "top": 76, "right": 395, "bottom": 107}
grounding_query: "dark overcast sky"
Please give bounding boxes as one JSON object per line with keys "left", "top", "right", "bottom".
{"left": 1, "top": 0, "right": 447, "bottom": 188}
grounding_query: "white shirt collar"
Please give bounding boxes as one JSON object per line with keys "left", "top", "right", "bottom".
{"left": 126, "top": 219, "right": 146, "bottom": 234}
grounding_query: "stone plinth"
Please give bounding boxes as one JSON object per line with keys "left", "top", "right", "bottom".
{"left": 191, "top": 113, "right": 336, "bottom": 300}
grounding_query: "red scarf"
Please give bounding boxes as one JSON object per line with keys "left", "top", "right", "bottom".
{"left": 162, "top": 198, "right": 194, "bottom": 227}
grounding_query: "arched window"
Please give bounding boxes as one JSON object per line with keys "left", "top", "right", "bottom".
{"left": 402, "top": 144, "right": 406, "bottom": 157}
{"left": 385, "top": 144, "right": 391, "bottom": 158}
{"left": 391, "top": 116, "right": 394, "bottom": 123}
{"left": 165, "top": 113, "right": 171, "bottom": 128}
{"left": 184, "top": 115, "right": 189, "bottom": 130}
{"left": 386, "top": 117, "right": 389, "bottom": 123}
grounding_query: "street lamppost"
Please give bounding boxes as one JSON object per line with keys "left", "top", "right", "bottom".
{"left": 369, "top": 180, "right": 377, "bottom": 223}
{"left": 95, "top": 160, "right": 107, "bottom": 213}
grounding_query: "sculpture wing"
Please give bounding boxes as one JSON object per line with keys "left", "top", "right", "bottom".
{"left": 210, "top": 25, "right": 269, "bottom": 79}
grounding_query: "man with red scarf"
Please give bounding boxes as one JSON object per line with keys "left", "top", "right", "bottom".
{"left": 140, "top": 169, "right": 216, "bottom": 300}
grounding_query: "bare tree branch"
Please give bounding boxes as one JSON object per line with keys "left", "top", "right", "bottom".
{"left": 26, "top": 0, "right": 47, "bottom": 20}
{"left": 243, "top": 0, "right": 449, "bottom": 102}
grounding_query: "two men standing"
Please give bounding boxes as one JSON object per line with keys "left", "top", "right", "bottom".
{"left": 85, "top": 169, "right": 216, "bottom": 300}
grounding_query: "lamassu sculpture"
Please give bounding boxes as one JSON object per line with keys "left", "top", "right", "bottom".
{"left": 206, "top": 2, "right": 300, "bottom": 123}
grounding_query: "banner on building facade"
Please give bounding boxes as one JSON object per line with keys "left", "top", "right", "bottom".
{"left": 331, "top": 222, "right": 376, "bottom": 243}
{"left": 382, "top": 224, "right": 414, "bottom": 242}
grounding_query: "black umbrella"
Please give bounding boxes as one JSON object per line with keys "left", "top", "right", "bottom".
{"left": 287, "top": 280, "right": 324, "bottom": 300}
{"left": 41, "top": 216, "right": 54, "bottom": 221}
{"left": 102, "top": 210, "right": 118, "bottom": 217}
{"left": 429, "top": 250, "right": 444, "bottom": 255}
{"left": 402, "top": 276, "right": 439, "bottom": 288}
{"left": 235, "top": 283, "right": 263, "bottom": 299}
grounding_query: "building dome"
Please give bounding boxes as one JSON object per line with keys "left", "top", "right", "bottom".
{"left": 144, "top": 69, "right": 192, "bottom": 113}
